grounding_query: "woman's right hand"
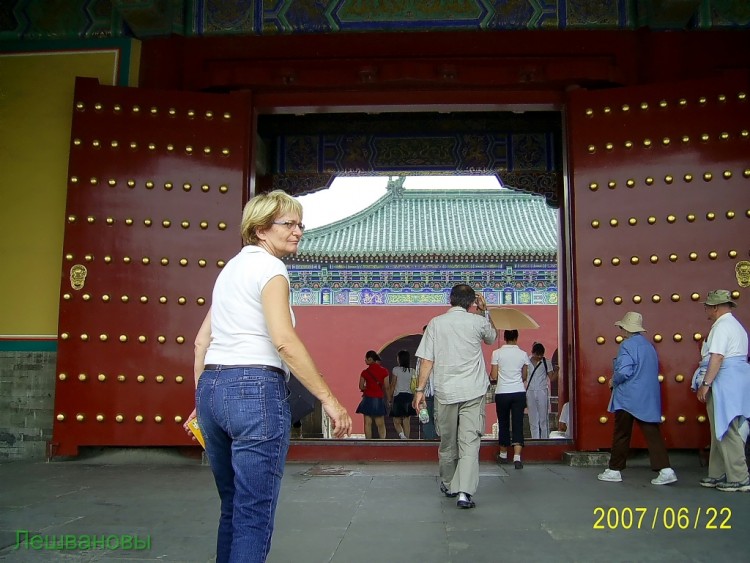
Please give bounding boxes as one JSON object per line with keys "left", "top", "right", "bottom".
{"left": 183, "top": 408, "right": 198, "bottom": 441}
{"left": 322, "top": 399, "right": 352, "bottom": 438}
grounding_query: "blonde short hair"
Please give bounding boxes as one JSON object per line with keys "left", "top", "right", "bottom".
{"left": 240, "top": 190, "right": 303, "bottom": 246}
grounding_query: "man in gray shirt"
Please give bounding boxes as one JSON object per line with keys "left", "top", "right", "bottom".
{"left": 413, "top": 284, "right": 497, "bottom": 509}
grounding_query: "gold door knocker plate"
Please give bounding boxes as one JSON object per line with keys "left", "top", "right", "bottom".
{"left": 736, "top": 261, "right": 750, "bottom": 288}
{"left": 70, "top": 264, "right": 88, "bottom": 290}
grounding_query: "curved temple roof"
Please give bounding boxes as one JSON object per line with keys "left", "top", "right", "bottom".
{"left": 290, "top": 183, "right": 558, "bottom": 263}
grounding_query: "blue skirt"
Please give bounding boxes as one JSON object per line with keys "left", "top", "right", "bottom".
{"left": 356, "top": 396, "right": 387, "bottom": 416}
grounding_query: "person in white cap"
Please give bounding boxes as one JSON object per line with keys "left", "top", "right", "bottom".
{"left": 598, "top": 312, "right": 677, "bottom": 485}
{"left": 693, "top": 289, "right": 750, "bottom": 492}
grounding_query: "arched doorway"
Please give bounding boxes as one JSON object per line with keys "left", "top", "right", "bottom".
{"left": 378, "top": 333, "right": 424, "bottom": 439}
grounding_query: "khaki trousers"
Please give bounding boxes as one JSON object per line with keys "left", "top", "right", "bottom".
{"left": 437, "top": 395, "right": 484, "bottom": 496}
{"left": 707, "top": 395, "right": 749, "bottom": 483}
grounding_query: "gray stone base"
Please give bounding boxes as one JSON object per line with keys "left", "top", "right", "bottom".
{"left": 48, "top": 446, "right": 208, "bottom": 465}
{"left": 562, "top": 451, "right": 611, "bottom": 467}
{"left": 0, "top": 351, "right": 56, "bottom": 461}
{"left": 563, "top": 449, "right": 709, "bottom": 468}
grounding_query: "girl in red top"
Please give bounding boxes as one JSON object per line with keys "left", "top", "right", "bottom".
{"left": 356, "top": 350, "right": 390, "bottom": 439}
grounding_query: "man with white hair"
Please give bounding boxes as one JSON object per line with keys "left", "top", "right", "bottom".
{"left": 694, "top": 290, "right": 750, "bottom": 492}
{"left": 598, "top": 312, "right": 677, "bottom": 485}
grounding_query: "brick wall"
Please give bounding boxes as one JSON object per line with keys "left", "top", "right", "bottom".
{"left": 0, "top": 351, "right": 56, "bottom": 460}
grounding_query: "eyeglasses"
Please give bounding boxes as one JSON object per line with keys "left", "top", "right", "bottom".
{"left": 272, "top": 220, "right": 305, "bottom": 232}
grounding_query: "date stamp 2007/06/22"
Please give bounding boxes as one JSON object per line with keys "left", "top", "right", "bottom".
{"left": 593, "top": 506, "right": 732, "bottom": 530}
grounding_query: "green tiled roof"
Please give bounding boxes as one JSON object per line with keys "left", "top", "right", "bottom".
{"left": 292, "top": 185, "right": 558, "bottom": 262}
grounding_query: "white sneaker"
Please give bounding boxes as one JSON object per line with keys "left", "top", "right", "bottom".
{"left": 398, "top": 432, "right": 407, "bottom": 440}
{"left": 598, "top": 468, "right": 622, "bottom": 482}
{"left": 651, "top": 467, "right": 677, "bottom": 485}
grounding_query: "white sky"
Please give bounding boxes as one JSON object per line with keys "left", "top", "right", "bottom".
{"left": 296, "top": 175, "right": 502, "bottom": 229}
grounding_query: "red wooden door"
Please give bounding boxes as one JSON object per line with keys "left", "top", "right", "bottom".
{"left": 52, "top": 78, "right": 252, "bottom": 456}
{"left": 567, "top": 75, "right": 749, "bottom": 450}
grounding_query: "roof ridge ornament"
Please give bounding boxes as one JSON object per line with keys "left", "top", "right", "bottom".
{"left": 386, "top": 175, "right": 406, "bottom": 196}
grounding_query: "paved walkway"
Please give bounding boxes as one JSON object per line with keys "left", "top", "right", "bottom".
{"left": 1, "top": 450, "right": 748, "bottom": 562}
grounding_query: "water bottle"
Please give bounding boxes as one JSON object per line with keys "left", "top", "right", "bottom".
{"left": 418, "top": 407, "right": 430, "bottom": 424}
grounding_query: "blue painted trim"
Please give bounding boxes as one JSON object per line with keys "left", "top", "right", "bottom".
{"left": 620, "top": 0, "right": 630, "bottom": 28}
{"left": 194, "top": 0, "right": 204, "bottom": 35}
{"left": 0, "top": 340, "right": 57, "bottom": 352}
{"left": 255, "top": 0, "right": 265, "bottom": 34}
{"left": 332, "top": 20, "right": 485, "bottom": 31}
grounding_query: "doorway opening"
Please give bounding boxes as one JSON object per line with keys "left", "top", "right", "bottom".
{"left": 256, "top": 109, "right": 567, "bottom": 442}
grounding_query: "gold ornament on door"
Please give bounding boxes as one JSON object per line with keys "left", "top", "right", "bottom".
{"left": 69, "top": 264, "right": 88, "bottom": 290}
{"left": 736, "top": 261, "right": 750, "bottom": 288}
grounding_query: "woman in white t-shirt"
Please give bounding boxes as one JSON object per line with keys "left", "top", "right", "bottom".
{"left": 490, "top": 329, "right": 531, "bottom": 469}
{"left": 389, "top": 350, "right": 417, "bottom": 439}
{"left": 184, "top": 190, "right": 352, "bottom": 563}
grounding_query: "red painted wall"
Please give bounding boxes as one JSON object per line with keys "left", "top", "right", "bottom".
{"left": 293, "top": 305, "right": 559, "bottom": 435}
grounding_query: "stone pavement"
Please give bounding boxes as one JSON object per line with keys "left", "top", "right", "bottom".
{"left": 0, "top": 450, "right": 748, "bottom": 562}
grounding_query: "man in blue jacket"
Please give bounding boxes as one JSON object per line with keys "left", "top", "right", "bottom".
{"left": 598, "top": 312, "right": 678, "bottom": 485}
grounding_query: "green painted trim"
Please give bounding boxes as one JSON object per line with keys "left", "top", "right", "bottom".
{"left": 184, "top": 1, "right": 196, "bottom": 36}
{"left": 0, "top": 38, "right": 137, "bottom": 86}
{"left": 0, "top": 340, "right": 57, "bottom": 352}
{"left": 699, "top": 0, "right": 711, "bottom": 29}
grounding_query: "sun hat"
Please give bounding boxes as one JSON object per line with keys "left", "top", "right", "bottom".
{"left": 702, "top": 289, "right": 737, "bottom": 307}
{"left": 614, "top": 311, "right": 646, "bottom": 333}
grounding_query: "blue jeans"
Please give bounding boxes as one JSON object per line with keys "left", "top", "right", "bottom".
{"left": 196, "top": 367, "right": 291, "bottom": 563}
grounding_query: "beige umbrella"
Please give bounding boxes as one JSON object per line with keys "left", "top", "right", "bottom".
{"left": 488, "top": 307, "right": 540, "bottom": 329}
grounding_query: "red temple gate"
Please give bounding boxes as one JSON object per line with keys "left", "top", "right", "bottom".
{"left": 53, "top": 78, "right": 252, "bottom": 456}
{"left": 567, "top": 74, "right": 750, "bottom": 450}
{"left": 52, "top": 63, "right": 749, "bottom": 456}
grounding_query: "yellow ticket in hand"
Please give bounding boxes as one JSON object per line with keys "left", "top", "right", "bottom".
{"left": 188, "top": 418, "right": 206, "bottom": 449}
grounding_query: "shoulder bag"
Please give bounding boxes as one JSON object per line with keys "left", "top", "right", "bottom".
{"left": 362, "top": 367, "right": 386, "bottom": 394}
{"left": 409, "top": 368, "right": 418, "bottom": 393}
{"left": 526, "top": 358, "right": 548, "bottom": 391}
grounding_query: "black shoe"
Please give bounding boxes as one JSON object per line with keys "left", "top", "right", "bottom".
{"left": 496, "top": 454, "right": 509, "bottom": 464}
{"left": 440, "top": 482, "right": 458, "bottom": 497}
{"left": 456, "top": 493, "right": 475, "bottom": 509}
{"left": 514, "top": 460, "right": 523, "bottom": 470}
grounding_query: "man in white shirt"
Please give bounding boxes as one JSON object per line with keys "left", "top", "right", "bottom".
{"left": 549, "top": 402, "right": 572, "bottom": 439}
{"left": 694, "top": 289, "right": 750, "bottom": 492}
